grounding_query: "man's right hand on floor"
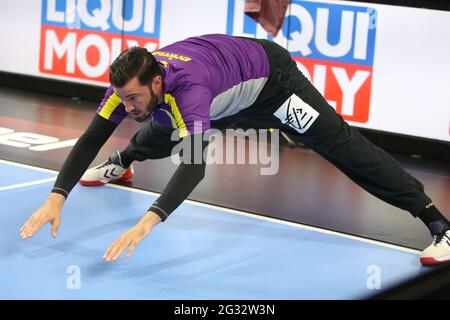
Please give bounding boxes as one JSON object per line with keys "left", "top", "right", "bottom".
{"left": 20, "top": 193, "right": 64, "bottom": 239}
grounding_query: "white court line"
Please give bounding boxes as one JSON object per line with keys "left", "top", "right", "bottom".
{"left": 0, "top": 158, "right": 422, "bottom": 255}
{"left": 0, "top": 177, "right": 56, "bottom": 192}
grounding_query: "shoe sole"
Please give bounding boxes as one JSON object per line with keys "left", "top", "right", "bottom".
{"left": 420, "top": 255, "right": 450, "bottom": 265}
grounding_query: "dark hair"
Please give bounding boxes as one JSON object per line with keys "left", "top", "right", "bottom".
{"left": 109, "top": 47, "right": 162, "bottom": 88}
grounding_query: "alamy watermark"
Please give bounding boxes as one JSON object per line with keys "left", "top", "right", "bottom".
{"left": 366, "top": 265, "right": 381, "bottom": 290}
{"left": 66, "top": 264, "right": 81, "bottom": 290}
{"left": 65, "top": 3, "right": 82, "bottom": 30}
{"left": 367, "top": 7, "right": 378, "bottom": 30}
{"left": 170, "top": 123, "right": 280, "bottom": 176}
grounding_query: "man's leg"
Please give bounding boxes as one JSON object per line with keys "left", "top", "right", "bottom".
{"left": 265, "top": 46, "right": 449, "bottom": 264}
{"left": 283, "top": 78, "right": 432, "bottom": 216}
{"left": 120, "top": 120, "right": 178, "bottom": 164}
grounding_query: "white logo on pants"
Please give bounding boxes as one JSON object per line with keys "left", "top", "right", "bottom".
{"left": 274, "top": 94, "right": 319, "bottom": 134}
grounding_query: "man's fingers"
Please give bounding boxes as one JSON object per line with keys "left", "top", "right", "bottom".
{"left": 20, "top": 216, "right": 35, "bottom": 235}
{"left": 27, "top": 219, "right": 45, "bottom": 237}
{"left": 103, "top": 227, "right": 147, "bottom": 262}
{"left": 20, "top": 207, "right": 62, "bottom": 240}
{"left": 21, "top": 220, "right": 37, "bottom": 238}
{"left": 51, "top": 217, "right": 61, "bottom": 238}
{"left": 21, "top": 211, "right": 46, "bottom": 238}
{"left": 23, "top": 223, "right": 39, "bottom": 238}
{"left": 104, "top": 238, "right": 124, "bottom": 261}
{"left": 125, "top": 241, "right": 137, "bottom": 259}
{"left": 111, "top": 240, "right": 131, "bottom": 261}
{"left": 103, "top": 242, "right": 118, "bottom": 261}
{"left": 20, "top": 221, "right": 31, "bottom": 236}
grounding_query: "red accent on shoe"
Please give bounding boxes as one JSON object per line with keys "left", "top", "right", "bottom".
{"left": 117, "top": 168, "right": 134, "bottom": 181}
{"left": 420, "top": 257, "right": 446, "bottom": 265}
{"left": 79, "top": 180, "right": 105, "bottom": 186}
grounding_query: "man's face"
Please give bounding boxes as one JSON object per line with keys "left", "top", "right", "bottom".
{"left": 113, "top": 77, "right": 160, "bottom": 122}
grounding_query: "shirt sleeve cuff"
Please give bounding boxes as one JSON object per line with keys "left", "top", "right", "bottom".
{"left": 51, "top": 187, "right": 69, "bottom": 199}
{"left": 148, "top": 204, "right": 169, "bottom": 222}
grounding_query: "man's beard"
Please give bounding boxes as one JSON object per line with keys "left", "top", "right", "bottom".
{"left": 133, "top": 108, "right": 151, "bottom": 122}
{"left": 133, "top": 115, "right": 149, "bottom": 123}
{"left": 133, "top": 88, "right": 159, "bottom": 123}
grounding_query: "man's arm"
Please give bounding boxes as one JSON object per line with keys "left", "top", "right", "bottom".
{"left": 103, "top": 133, "right": 209, "bottom": 261}
{"left": 21, "top": 114, "right": 117, "bottom": 239}
{"left": 51, "top": 114, "right": 117, "bottom": 198}
{"left": 149, "top": 84, "right": 212, "bottom": 220}
{"left": 149, "top": 133, "right": 209, "bottom": 221}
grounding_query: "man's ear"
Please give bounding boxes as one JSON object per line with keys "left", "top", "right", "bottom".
{"left": 152, "top": 75, "right": 162, "bottom": 87}
{"left": 151, "top": 75, "right": 163, "bottom": 94}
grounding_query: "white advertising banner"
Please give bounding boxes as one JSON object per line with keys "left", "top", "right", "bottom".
{"left": 0, "top": 0, "right": 448, "bottom": 142}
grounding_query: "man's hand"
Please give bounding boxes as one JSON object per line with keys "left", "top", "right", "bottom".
{"left": 20, "top": 193, "right": 65, "bottom": 239}
{"left": 103, "top": 211, "right": 161, "bottom": 261}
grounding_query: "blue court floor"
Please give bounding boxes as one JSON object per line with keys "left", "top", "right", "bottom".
{"left": 0, "top": 160, "right": 430, "bottom": 299}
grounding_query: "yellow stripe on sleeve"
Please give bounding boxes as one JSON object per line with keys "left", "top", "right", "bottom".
{"left": 99, "top": 93, "right": 122, "bottom": 120}
{"left": 164, "top": 94, "right": 189, "bottom": 138}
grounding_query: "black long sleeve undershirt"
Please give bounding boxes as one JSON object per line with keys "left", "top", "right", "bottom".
{"left": 51, "top": 115, "right": 117, "bottom": 198}
{"left": 148, "top": 134, "right": 209, "bottom": 221}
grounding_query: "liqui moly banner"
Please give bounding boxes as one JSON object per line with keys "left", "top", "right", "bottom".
{"left": 39, "top": 0, "right": 162, "bottom": 82}
{"left": 228, "top": 0, "right": 377, "bottom": 124}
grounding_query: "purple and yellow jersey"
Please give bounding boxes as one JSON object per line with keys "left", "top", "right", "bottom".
{"left": 96, "top": 34, "right": 270, "bottom": 137}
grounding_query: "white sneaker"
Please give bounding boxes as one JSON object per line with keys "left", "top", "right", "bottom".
{"left": 79, "top": 151, "right": 134, "bottom": 186}
{"left": 420, "top": 230, "right": 450, "bottom": 265}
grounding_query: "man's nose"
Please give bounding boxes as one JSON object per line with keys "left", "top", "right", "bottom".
{"left": 124, "top": 102, "right": 135, "bottom": 113}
